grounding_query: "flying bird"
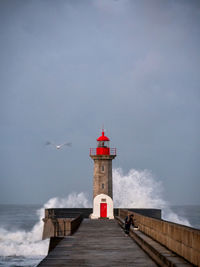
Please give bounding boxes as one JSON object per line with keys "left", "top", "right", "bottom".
{"left": 46, "top": 141, "right": 72, "bottom": 149}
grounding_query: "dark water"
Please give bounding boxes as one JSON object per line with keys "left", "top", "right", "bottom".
{"left": 0, "top": 204, "right": 200, "bottom": 267}
{"left": 0, "top": 204, "right": 41, "bottom": 232}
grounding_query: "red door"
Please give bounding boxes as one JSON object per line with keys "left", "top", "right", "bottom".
{"left": 100, "top": 203, "right": 107, "bottom": 218}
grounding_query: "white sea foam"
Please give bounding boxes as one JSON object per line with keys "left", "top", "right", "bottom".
{"left": 113, "top": 168, "right": 191, "bottom": 226}
{"left": 0, "top": 168, "right": 190, "bottom": 259}
{"left": 0, "top": 192, "right": 90, "bottom": 258}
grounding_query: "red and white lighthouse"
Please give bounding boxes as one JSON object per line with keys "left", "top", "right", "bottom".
{"left": 90, "top": 129, "right": 116, "bottom": 219}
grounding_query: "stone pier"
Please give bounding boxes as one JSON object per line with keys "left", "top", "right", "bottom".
{"left": 38, "top": 219, "right": 157, "bottom": 266}
{"left": 38, "top": 208, "right": 199, "bottom": 267}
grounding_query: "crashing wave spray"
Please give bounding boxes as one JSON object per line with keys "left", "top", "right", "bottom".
{"left": 0, "top": 167, "right": 190, "bottom": 262}
{"left": 113, "top": 168, "right": 190, "bottom": 226}
{"left": 0, "top": 192, "right": 90, "bottom": 260}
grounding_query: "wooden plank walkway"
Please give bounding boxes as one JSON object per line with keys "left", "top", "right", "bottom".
{"left": 38, "top": 219, "right": 157, "bottom": 266}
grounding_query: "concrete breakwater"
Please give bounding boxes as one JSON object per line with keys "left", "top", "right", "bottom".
{"left": 40, "top": 208, "right": 200, "bottom": 266}
{"left": 39, "top": 219, "right": 158, "bottom": 266}
{"left": 119, "top": 209, "right": 200, "bottom": 266}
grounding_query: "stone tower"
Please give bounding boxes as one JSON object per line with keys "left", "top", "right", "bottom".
{"left": 90, "top": 130, "right": 116, "bottom": 219}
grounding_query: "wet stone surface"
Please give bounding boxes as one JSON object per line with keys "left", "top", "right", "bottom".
{"left": 38, "top": 219, "right": 157, "bottom": 266}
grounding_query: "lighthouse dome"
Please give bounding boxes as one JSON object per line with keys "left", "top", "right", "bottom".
{"left": 97, "top": 131, "right": 110, "bottom": 141}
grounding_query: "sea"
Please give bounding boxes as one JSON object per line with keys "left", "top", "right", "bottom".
{"left": 0, "top": 169, "right": 199, "bottom": 266}
{"left": 0, "top": 204, "right": 200, "bottom": 267}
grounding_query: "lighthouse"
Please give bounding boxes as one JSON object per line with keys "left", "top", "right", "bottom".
{"left": 90, "top": 129, "right": 116, "bottom": 219}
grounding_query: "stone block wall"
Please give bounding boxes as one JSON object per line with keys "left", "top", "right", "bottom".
{"left": 116, "top": 208, "right": 161, "bottom": 219}
{"left": 45, "top": 208, "right": 93, "bottom": 218}
{"left": 42, "top": 215, "right": 82, "bottom": 239}
{"left": 43, "top": 208, "right": 161, "bottom": 219}
{"left": 119, "top": 209, "right": 200, "bottom": 266}
{"left": 90, "top": 155, "right": 115, "bottom": 198}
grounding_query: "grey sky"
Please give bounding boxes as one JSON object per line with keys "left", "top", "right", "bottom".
{"left": 0, "top": 0, "right": 199, "bottom": 205}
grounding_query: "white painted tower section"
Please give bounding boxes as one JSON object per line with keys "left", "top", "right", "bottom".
{"left": 90, "top": 194, "right": 114, "bottom": 219}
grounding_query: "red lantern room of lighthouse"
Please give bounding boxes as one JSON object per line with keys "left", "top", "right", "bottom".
{"left": 90, "top": 130, "right": 116, "bottom": 219}
{"left": 97, "top": 130, "right": 110, "bottom": 155}
{"left": 90, "top": 130, "right": 116, "bottom": 157}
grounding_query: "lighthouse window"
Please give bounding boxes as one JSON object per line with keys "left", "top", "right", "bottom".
{"left": 98, "top": 141, "right": 109, "bottom": 147}
{"left": 102, "top": 165, "right": 104, "bottom": 171}
{"left": 102, "top": 183, "right": 104, "bottom": 189}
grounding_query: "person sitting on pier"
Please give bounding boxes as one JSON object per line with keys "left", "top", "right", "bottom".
{"left": 124, "top": 214, "right": 134, "bottom": 234}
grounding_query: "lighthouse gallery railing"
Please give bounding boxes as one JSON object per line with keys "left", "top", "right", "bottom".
{"left": 89, "top": 148, "right": 116, "bottom": 156}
